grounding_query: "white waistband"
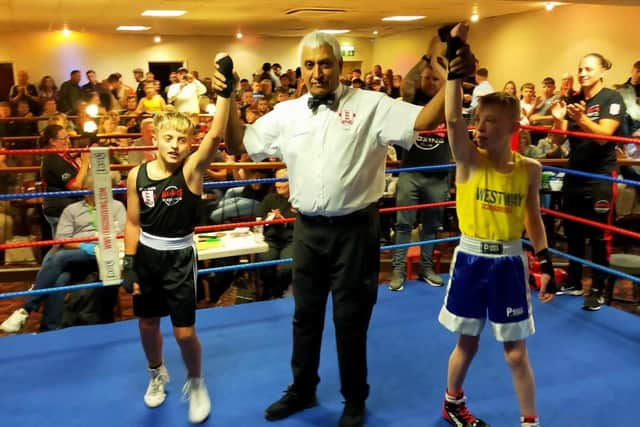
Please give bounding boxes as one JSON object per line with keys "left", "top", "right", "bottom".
{"left": 139, "top": 231, "right": 194, "bottom": 251}
{"left": 459, "top": 235, "right": 522, "bottom": 257}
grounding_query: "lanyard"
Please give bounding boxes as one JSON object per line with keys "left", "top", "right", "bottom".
{"left": 85, "top": 202, "right": 98, "bottom": 230}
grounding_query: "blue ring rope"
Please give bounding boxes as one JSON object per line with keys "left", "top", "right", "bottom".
{"left": 3, "top": 236, "right": 639, "bottom": 300}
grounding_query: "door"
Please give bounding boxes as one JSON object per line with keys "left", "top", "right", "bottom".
{"left": 148, "top": 61, "right": 183, "bottom": 94}
{"left": 0, "top": 63, "right": 15, "bottom": 102}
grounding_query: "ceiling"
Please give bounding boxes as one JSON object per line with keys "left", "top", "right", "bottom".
{"left": 0, "top": 0, "right": 635, "bottom": 38}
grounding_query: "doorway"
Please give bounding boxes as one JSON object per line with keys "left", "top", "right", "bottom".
{"left": 148, "top": 61, "right": 184, "bottom": 94}
{"left": 0, "top": 63, "right": 15, "bottom": 102}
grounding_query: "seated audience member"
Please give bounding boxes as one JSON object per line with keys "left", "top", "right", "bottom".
{"left": 351, "top": 78, "right": 364, "bottom": 89}
{"left": 40, "top": 124, "right": 90, "bottom": 235}
{"left": 245, "top": 106, "right": 261, "bottom": 124}
{"left": 617, "top": 60, "right": 640, "bottom": 136}
{"left": 503, "top": 80, "right": 517, "bottom": 98}
{"left": 559, "top": 72, "right": 578, "bottom": 100}
{"left": 519, "top": 82, "right": 536, "bottom": 125}
{"left": 127, "top": 118, "right": 156, "bottom": 165}
{"left": 0, "top": 101, "right": 11, "bottom": 137}
{"left": 209, "top": 169, "right": 271, "bottom": 224}
{"left": 38, "top": 98, "right": 59, "bottom": 133}
{"left": 136, "top": 81, "right": 166, "bottom": 115}
{"left": 275, "top": 87, "right": 290, "bottom": 104}
{"left": 468, "top": 68, "right": 493, "bottom": 111}
{"left": 7, "top": 99, "right": 38, "bottom": 139}
{"left": 256, "top": 168, "right": 295, "bottom": 300}
{"left": 9, "top": 70, "right": 40, "bottom": 115}
{"left": 38, "top": 75, "right": 59, "bottom": 108}
{"left": 0, "top": 174, "right": 126, "bottom": 333}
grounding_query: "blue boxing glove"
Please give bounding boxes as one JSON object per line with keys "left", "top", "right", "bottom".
{"left": 122, "top": 255, "right": 139, "bottom": 294}
{"left": 79, "top": 242, "right": 97, "bottom": 256}
{"left": 215, "top": 53, "right": 235, "bottom": 98}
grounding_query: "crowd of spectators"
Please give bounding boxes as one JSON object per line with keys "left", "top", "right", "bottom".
{"left": 0, "top": 54, "right": 639, "bottom": 330}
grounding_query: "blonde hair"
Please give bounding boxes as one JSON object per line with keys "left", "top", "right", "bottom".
{"left": 152, "top": 112, "right": 196, "bottom": 138}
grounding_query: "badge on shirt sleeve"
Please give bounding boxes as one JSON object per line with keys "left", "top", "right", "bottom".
{"left": 610, "top": 103, "right": 621, "bottom": 115}
{"left": 142, "top": 188, "right": 155, "bottom": 208}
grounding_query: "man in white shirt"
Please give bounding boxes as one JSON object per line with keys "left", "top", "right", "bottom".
{"left": 215, "top": 27, "right": 474, "bottom": 427}
{"left": 167, "top": 67, "right": 206, "bottom": 114}
{"left": 468, "top": 67, "right": 493, "bottom": 111}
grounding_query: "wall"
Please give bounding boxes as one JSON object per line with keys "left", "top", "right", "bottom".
{"left": 0, "top": 31, "right": 373, "bottom": 88}
{"left": 373, "top": 4, "right": 640, "bottom": 90}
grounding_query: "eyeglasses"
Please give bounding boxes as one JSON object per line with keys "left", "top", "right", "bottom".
{"left": 55, "top": 135, "right": 70, "bottom": 141}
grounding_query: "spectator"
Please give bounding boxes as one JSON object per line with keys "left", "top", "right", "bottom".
{"left": 469, "top": 68, "right": 494, "bottom": 111}
{"left": 256, "top": 168, "right": 295, "bottom": 300}
{"left": 617, "top": 60, "right": 640, "bottom": 136}
{"left": 40, "top": 124, "right": 90, "bottom": 235}
{"left": 58, "top": 70, "right": 82, "bottom": 114}
{"left": 167, "top": 67, "right": 206, "bottom": 113}
{"left": 519, "top": 82, "right": 536, "bottom": 125}
{"left": 0, "top": 173, "right": 126, "bottom": 333}
{"left": 136, "top": 81, "right": 166, "bottom": 115}
{"left": 208, "top": 169, "right": 271, "bottom": 223}
{"left": 390, "top": 53, "right": 450, "bottom": 291}
{"left": 503, "top": 80, "right": 517, "bottom": 98}
{"left": 9, "top": 70, "right": 40, "bottom": 115}
{"left": 550, "top": 53, "right": 626, "bottom": 311}
{"left": 38, "top": 75, "right": 59, "bottom": 107}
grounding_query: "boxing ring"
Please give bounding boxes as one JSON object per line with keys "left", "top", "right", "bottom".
{"left": 1, "top": 125, "right": 639, "bottom": 426}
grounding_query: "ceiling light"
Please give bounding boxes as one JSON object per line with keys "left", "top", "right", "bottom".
{"left": 116, "top": 26, "right": 151, "bottom": 31}
{"left": 154, "top": 36, "right": 162, "bottom": 43}
{"left": 61, "top": 27, "right": 71, "bottom": 37}
{"left": 382, "top": 16, "right": 425, "bottom": 22}
{"left": 470, "top": 13, "right": 480, "bottom": 22}
{"left": 141, "top": 10, "right": 186, "bottom": 17}
{"left": 545, "top": 2, "right": 556, "bottom": 11}
{"left": 319, "top": 29, "right": 350, "bottom": 34}
{"left": 236, "top": 31, "right": 243, "bottom": 39}
{"left": 373, "top": 30, "right": 379, "bottom": 35}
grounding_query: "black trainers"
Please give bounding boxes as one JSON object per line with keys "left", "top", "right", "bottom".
{"left": 442, "top": 394, "right": 489, "bottom": 427}
{"left": 264, "top": 385, "right": 318, "bottom": 421}
{"left": 338, "top": 400, "right": 365, "bottom": 427}
{"left": 582, "top": 290, "right": 602, "bottom": 311}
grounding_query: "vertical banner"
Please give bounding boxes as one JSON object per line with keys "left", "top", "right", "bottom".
{"left": 89, "top": 146, "right": 121, "bottom": 286}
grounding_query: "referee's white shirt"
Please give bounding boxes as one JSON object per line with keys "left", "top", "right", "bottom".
{"left": 244, "top": 84, "right": 422, "bottom": 216}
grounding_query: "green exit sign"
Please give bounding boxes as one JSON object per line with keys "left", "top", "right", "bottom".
{"left": 341, "top": 45, "right": 355, "bottom": 57}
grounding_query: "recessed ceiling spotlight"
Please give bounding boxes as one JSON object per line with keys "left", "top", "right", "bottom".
{"left": 62, "top": 26, "right": 71, "bottom": 37}
{"left": 382, "top": 16, "right": 425, "bottom": 22}
{"left": 154, "top": 36, "right": 162, "bottom": 43}
{"left": 141, "top": 10, "right": 186, "bottom": 17}
{"left": 545, "top": 2, "right": 556, "bottom": 11}
{"left": 470, "top": 12, "right": 479, "bottom": 22}
{"left": 116, "top": 26, "right": 151, "bottom": 31}
{"left": 236, "top": 31, "right": 243, "bottom": 39}
{"left": 373, "top": 30, "right": 379, "bottom": 35}
{"left": 319, "top": 29, "right": 350, "bottom": 34}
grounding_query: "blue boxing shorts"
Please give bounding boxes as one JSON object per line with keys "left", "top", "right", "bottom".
{"left": 438, "top": 235, "right": 535, "bottom": 342}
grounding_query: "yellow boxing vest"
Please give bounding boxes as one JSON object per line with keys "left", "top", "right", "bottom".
{"left": 456, "top": 151, "right": 529, "bottom": 241}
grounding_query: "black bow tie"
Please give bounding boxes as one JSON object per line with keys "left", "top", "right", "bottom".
{"left": 307, "top": 93, "right": 336, "bottom": 110}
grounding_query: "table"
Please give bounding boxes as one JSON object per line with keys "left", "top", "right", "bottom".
{"left": 195, "top": 229, "right": 268, "bottom": 260}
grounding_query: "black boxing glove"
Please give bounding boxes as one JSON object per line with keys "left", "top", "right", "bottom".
{"left": 215, "top": 53, "right": 235, "bottom": 98}
{"left": 536, "top": 248, "right": 557, "bottom": 293}
{"left": 122, "top": 254, "right": 139, "bottom": 294}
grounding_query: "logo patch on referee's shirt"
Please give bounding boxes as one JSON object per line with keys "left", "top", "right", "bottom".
{"left": 481, "top": 242, "right": 503, "bottom": 254}
{"left": 142, "top": 188, "right": 155, "bottom": 208}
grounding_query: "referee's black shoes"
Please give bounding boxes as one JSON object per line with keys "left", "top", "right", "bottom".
{"left": 264, "top": 384, "right": 318, "bottom": 421}
{"left": 339, "top": 400, "right": 366, "bottom": 427}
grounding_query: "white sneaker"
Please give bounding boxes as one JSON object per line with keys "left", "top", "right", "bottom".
{"left": 183, "top": 377, "right": 211, "bottom": 424}
{"left": 0, "top": 308, "right": 29, "bottom": 333}
{"left": 144, "top": 365, "right": 170, "bottom": 408}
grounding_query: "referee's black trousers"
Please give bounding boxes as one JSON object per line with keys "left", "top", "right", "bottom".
{"left": 290, "top": 205, "right": 379, "bottom": 402}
